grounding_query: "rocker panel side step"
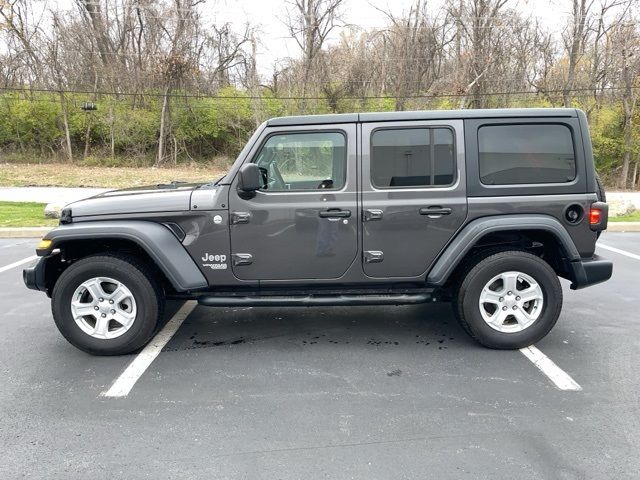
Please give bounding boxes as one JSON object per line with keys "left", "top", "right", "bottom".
{"left": 197, "top": 293, "right": 431, "bottom": 307}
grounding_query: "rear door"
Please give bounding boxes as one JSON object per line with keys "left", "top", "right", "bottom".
{"left": 360, "top": 120, "right": 467, "bottom": 278}
{"left": 228, "top": 123, "right": 358, "bottom": 281}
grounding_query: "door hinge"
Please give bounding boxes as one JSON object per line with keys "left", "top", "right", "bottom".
{"left": 363, "top": 209, "right": 383, "bottom": 222}
{"left": 230, "top": 212, "right": 251, "bottom": 224}
{"left": 364, "top": 250, "right": 384, "bottom": 263}
{"left": 232, "top": 253, "right": 253, "bottom": 266}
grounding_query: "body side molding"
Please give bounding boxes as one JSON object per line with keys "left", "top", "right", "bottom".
{"left": 426, "top": 214, "right": 581, "bottom": 286}
{"left": 42, "top": 221, "right": 208, "bottom": 291}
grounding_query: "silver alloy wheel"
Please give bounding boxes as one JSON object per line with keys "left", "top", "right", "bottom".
{"left": 478, "top": 271, "right": 544, "bottom": 333}
{"left": 70, "top": 277, "right": 137, "bottom": 340}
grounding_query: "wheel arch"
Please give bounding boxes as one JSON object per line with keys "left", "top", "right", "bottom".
{"left": 427, "top": 215, "right": 580, "bottom": 287}
{"left": 38, "top": 221, "right": 207, "bottom": 293}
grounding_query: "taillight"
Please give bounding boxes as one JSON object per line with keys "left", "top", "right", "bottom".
{"left": 589, "top": 202, "right": 608, "bottom": 231}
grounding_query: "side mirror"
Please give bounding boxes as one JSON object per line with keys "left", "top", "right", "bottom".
{"left": 237, "top": 163, "right": 262, "bottom": 195}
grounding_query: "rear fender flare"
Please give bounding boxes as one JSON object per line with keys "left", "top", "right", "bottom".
{"left": 427, "top": 214, "right": 580, "bottom": 286}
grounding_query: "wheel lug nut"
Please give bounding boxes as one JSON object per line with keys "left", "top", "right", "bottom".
{"left": 94, "top": 306, "right": 99, "bottom": 311}
{"left": 507, "top": 291, "right": 513, "bottom": 296}
{"left": 512, "top": 305, "right": 517, "bottom": 310}
{"left": 499, "top": 297, "right": 504, "bottom": 302}
{"left": 516, "top": 296, "right": 521, "bottom": 301}
{"left": 502, "top": 306, "right": 507, "bottom": 311}
{"left": 109, "top": 300, "right": 114, "bottom": 304}
{"left": 110, "top": 309, "right": 115, "bottom": 314}
{"left": 99, "top": 298, "right": 104, "bottom": 302}
{"left": 101, "top": 313, "right": 106, "bottom": 318}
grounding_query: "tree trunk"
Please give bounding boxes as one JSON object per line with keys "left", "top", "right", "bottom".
{"left": 619, "top": 34, "right": 636, "bottom": 190}
{"left": 156, "top": 84, "right": 171, "bottom": 167}
{"left": 84, "top": 115, "right": 91, "bottom": 159}
{"left": 109, "top": 104, "right": 115, "bottom": 160}
{"left": 58, "top": 91, "right": 73, "bottom": 162}
{"left": 619, "top": 99, "right": 632, "bottom": 189}
{"left": 173, "top": 135, "right": 178, "bottom": 165}
{"left": 563, "top": 0, "right": 588, "bottom": 108}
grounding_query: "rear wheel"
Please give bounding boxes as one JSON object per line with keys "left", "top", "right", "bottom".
{"left": 52, "top": 254, "right": 164, "bottom": 355}
{"left": 453, "top": 250, "right": 562, "bottom": 349}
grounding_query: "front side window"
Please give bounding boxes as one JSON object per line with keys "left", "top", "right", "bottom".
{"left": 370, "top": 128, "right": 455, "bottom": 188}
{"left": 253, "top": 131, "right": 346, "bottom": 191}
{"left": 478, "top": 124, "right": 576, "bottom": 185}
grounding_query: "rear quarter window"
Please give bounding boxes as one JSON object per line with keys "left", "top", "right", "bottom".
{"left": 478, "top": 124, "right": 576, "bottom": 185}
{"left": 370, "top": 127, "right": 455, "bottom": 188}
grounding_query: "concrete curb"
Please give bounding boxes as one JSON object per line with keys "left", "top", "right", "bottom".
{"left": 607, "top": 222, "right": 640, "bottom": 232}
{"left": 0, "top": 227, "right": 52, "bottom": 238}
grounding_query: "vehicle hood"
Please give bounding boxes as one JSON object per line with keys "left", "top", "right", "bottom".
{"left": 66, "top": 182, "right": 206, "bottom": 218}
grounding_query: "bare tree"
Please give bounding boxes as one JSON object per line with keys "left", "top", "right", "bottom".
{"left": 285, "top": 0, "right": 344, "bottom": 108}
{"left": 449, "top": 0, "right": 510, "bottom": 109}
{"left": 610, "top": 20, "right": 640, "bottom": 188}
{"left": 562, "top": 0, "right": 593, "bottom": 107}
{"left": 0, "top": 0, "right": 45, "bottom": 81}
{"left": 377, "top": 1, "right": 454, "bottom": 110}
{"left": 586, "top": 0, "right": 632, "bottom": 115}
{"left": 156, "top": 0, "right": 199, "bottom": 166}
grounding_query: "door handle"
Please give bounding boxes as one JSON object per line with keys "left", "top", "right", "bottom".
{"left": 364, "top": 250, "right": 384, "bottom": 263}
{"left": 419, "top": 206, "right": 452, "bottom": 217}
{"left": 319, "top": 209, "right": 351, "bottom": 218}
{"left": 232, "top": 253, "right": 253, "bottom": 266}
{"left": 230, "top": 212, "right": 251, "bottom": 224}
{"left": 363, "top": 209, "right": 383, "bottom": 221}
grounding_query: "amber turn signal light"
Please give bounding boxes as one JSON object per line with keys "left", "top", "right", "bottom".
{"left": 37, "top": 239, "right": 52, "bottom": 250}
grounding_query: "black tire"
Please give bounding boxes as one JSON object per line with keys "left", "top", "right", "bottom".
{"left": 51, "top": 254, "right": 165, "bottom": 355}
{"left": 453, "top": 250, "right": 562, "bottom": 349}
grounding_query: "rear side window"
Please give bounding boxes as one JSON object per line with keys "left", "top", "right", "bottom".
{"left": 371, "top": 128, "right": 455, "bottom": 188}
{"left": 478, "top": 124, "right": 576, "bottom": 185}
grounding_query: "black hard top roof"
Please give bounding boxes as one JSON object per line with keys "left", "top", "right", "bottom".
{"left": 266, "top": 108, "right": 578, "bottom": 127}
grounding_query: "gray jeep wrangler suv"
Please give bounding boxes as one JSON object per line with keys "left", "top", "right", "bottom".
{"left": 24, "top": 108, "right": 612, "bottom": 355}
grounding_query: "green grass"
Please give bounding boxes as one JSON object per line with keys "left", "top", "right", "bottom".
{"left": 610, "top": 211, "right": 640, "bottom": 222}
{"left": 0, "top": 202, "right": 59, "bottom": 227}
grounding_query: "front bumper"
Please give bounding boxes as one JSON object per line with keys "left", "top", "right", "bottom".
{"left": 23, "top": 257, "right": 47, "bottom": 292}
{"left": 569, "top": 254, "right": 613, "bottom": 290}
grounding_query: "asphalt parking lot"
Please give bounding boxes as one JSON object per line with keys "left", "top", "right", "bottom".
{"left": 1, "top": 233, "right": 639, "bottom": 479}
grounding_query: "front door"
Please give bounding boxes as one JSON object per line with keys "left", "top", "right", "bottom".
{"left": 228, "top": 124, "right": 358, "bottom": 281}
{"left": 360, "top": 120, "right": 467, "bottom": 279}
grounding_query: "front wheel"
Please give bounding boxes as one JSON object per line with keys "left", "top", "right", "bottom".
{"left": 453, "top": 250, "right": 562, "bottom": 349}
{"left": 52, "top": 254, "right": 164, "bottom": 355}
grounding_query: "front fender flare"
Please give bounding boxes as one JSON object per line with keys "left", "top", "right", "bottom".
{"left": 426, "top": 214, "right": 580, "bottom": 286}
{"left": 41, "top": 221, "right": 207, "bottom": 292}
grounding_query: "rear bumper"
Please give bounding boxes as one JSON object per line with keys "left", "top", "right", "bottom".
{"left": 23, "top": 257, "right": 47, "bottom": 292}
{"left": 570, "top": 254, "right": 613, "bottom": 290}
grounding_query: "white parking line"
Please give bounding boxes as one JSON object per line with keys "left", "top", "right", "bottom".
{"left": 598, "top": 243, "right": 640, "bottom": 261}
{"left": 520, "top": 345, "right": 582, "bottom": 391}
{"left": 0, "top": 255, "right": 37, "bottom": 274}
{"left": 101, "top": 300, "right": 197, "bottom": 398}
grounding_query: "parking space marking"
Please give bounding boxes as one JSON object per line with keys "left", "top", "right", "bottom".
{"left": 101, "top": 300, "right": 197, "bottom": 398}
{"left": 598, "top": 243, "right": 640, "bottom": 261}
{"left": 520, "top": 345, "right": 582, "bottom": 391}
{"left": 0, "top": 255, "right": 37, "bottom": 274}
